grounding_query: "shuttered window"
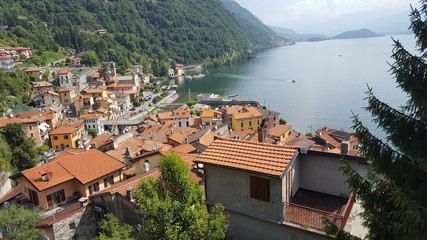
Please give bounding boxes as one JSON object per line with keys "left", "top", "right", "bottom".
{"left": 250, "top": 176, "right": 270, "bottom": 202}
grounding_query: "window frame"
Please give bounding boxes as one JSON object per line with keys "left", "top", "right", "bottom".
{"left": 250, "top": 176, "right": 270, "bottom": 202}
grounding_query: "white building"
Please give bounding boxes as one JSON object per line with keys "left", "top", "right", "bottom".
{"left": 79, "top": 113, "right": 105, "bottom": 135}
{"left": 0, "top": 55, "right": 15, "bottom": 70}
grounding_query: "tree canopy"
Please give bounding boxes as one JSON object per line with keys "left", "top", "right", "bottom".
{"left": 325, "top": 2, "right": 427, "bottom": 239}
{"left": 3, "top": 123, "right": 39, "bottom": 172}
{"left": 134, "top": 153, "right": 228, "bottom": 239}
{"left": 95, "top": 213, "right": 134, "bottom": 240}
{"left": 0, "top": 205, "right": 42, "bottom": 240}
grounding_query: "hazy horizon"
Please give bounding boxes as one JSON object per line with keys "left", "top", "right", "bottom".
{"left": 233, "top": 0, "right": 419, "bottom": 36}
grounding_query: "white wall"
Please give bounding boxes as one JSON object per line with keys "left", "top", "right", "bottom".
{"left": 298, "top": 153, "right": 363, "bottom": 198}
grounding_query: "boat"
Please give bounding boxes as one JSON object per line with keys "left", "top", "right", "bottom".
{"left": 228, "top": 93, "right": 238, "bottom": 98}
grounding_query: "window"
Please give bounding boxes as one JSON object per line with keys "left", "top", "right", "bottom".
{"left": 29, "top": 125, "right": 32, "bottom": 130}
{"left": 46, "top": 189, "right": 66, "bottom": 208}
{"left": 241, "top": 122, "right": 244, "bottom": 128}
{"left": 53, "top": 136, "right": 58, "bottom": 140}
{"left": 64, "top": 135, "right": 69, "bottom": 139}
{"left": 250, "top": 176, "right": 270, "bottom": 201}
{"left": 104, "top": 175, "right": 114, "bottom": 188}
{"left": 249, "top": 121, "right": 252, "bottom": 127}
{"left": 88, "top": 182, "right": 100, "bottom": 195}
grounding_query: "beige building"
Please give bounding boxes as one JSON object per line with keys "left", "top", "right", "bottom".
{"left": 19, "top": 149, "right": 125, "bottom": 210}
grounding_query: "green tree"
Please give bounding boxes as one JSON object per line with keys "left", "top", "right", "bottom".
{"left": 279, "top": 118, "right": 287, "bottom": 125}
{"left": 88, "top": 128, "right": 98, "bottom": 138}
{"left": 0, "top": 205, "right": 42, "bottom": 240}
{"left": 3, "top": 123, "right": 39, "bottom": 172}
{"left": 95, "top": 213, "right": 134, "bottom": 240}
{"left": 324, "top": 3, "right": 427, "bottom": 239}
{"left": 81, "top": 50, "right": 99, "bottom": 67}
{"left": 134, "top": 153, "right": 228, "bottom": 239}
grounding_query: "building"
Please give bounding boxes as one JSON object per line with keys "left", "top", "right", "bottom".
{"left": 32, "top": 91, "right": 60, "bottom": 110}
{"left": 19, "top": 148, "right": 125, "bottom": 210}
{"left": 268, "top": 124, "right": 292, "bottom": 143}
{"left": 16, "top": 109, "right": 63, "bottom": 130}
{"left": 24, "top": 67, "right": 43, "bottom": 79}
{"left": 172, "top": 108, "right": 191, "bottom": 127}
{"left": 230, "top": 106, "right": 263, "bottom": 131}
{"left": 79, "top": 113, "right": 104, "bottom": 135}
{"left": 30, "top": 81, "right": 54, "bottom": 98}
{"left": 57, "top": 87, "right": 77, "bottom": 106}
{"left": 0, "top": 55, "right": 14, "bottom": 70}
{"left": 49, "top": 120, "right": 85, "bottom": 150}
{"left": 201, "top": 108, "right": 223, "bottom": 126}
{"left": 195, "top": 138, "right": 367, "bottom": 240}
{"left": 56, "top": 68, "right": 72, "bottom": 87}
{"left": 256, "top": 107, "right": 280, "bottom": 129}
{"left": 0, "top": 117, "right": 50, "bottom": 146}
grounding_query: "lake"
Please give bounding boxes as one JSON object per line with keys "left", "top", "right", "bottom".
{"left": 175, "top": 34, "right": 416, "bottom": 135}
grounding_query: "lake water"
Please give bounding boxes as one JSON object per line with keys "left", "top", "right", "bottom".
{"left": 175, "top": 34, "right": 416, "bottom": 135}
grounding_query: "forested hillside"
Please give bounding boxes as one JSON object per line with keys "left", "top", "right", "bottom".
{"left": 0, "top": 0, "right": 285, "bottom": 71}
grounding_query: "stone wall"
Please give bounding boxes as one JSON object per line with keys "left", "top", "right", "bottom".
{"left": 39, "top": 206, "right": 97, "bottom": 240}
{"left": 0, "top": 171, "right": 11, "bottom": 198}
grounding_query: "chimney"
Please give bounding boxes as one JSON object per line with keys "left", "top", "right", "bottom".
{"left": 40, "top": 172, "right": 49, "bottom": 182}
{"left": 257, "top": 126, "right": 267, "bottom": 143}
{"left": 144, "top": 160, "right": 150, "bottom": 172}
{"left": 126, "top": 187, "right": 134, "bottom": 202}
{"left": 341, "top": 141, "right": 350, "bottom": 155}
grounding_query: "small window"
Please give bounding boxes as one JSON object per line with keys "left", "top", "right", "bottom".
{"left": 241, "top": 122, "right": 244, "bottom": 128}
{"left": 64, "top": 135, "right": 69, "bottom": 140}
{"left": 249, "top": 121, "right": 252, "bottom": 127}
{"left": 104, "top": 175, "right": 114, "bottom": 188}
{"left": 88, "top": 182, "right": 100, "bottom": 195}
{"left": 250, "top": 176, "right": 270, "bottom": 202}
{"left": 53, "top": 136, "right": 58, "bottom": 140}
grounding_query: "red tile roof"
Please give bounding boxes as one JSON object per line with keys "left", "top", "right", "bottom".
{"left": 269, "top": 125, "right": 292, "bottom": 138}
{"left": 233, "top": 107, "right": 262, "bottom": 120}
{"left": 92, "top": 168, "right": 161, "bottom": 197}
{"left": 170, "top": 143, "right": 197, "bottom": 154}
{"left": 57, "top": 68, "right": 70, "bottom": 75}
{"left": 196, "top": 138, "right": 298, "bottom": 177}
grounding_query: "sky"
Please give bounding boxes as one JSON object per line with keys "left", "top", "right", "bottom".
{"left": 233, "top": 0, "right": 420, "bottom": 35}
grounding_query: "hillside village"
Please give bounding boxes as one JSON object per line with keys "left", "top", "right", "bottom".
{"left": 0, "top": 46, "right": 367, "bottom": 239}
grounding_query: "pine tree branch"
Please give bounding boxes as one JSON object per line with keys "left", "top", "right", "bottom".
{"left": 410, "top": 2, "right": 427, "bottom": 54}
{"left": 363, "top": 89, "right": 427, "bottom": 162}
{"left": 390, "top": 39, "right": 427, "bottom": 119}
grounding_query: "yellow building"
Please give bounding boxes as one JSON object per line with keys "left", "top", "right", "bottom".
{"left": 81, "top": 88, "right": 109, "bottom": 99}
{"left": 57, "top": 87, "right": 76, "bottom": 106}
{"left": 49, "top": 120, "right": 85, "bottom": 150}
{"left": 230, "top": 106, "right": 262, "bottom": 131}
{"left": 201, "top": 108, "right": 223, "bottom": 126}
{"left": 268, "top": 124, "right": 292, "bottom": 143}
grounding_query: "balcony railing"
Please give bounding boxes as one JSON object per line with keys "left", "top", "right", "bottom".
{"left": 283, "top": 192, "right": 355, "bottom": 231}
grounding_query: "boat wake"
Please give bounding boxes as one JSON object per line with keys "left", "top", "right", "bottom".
{"left": 214, "top": 73, "right": 296, "bottom": 83}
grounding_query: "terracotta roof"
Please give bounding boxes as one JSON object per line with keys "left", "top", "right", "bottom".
{"left": 0, "top": 184, "right": 23, "bottom": 205}
{"left": 226, "top": 105, "right": 244, "bottom": 115}
{"left": 269, "top": 125, "right": 292, "bottom": 138}
{"left": 229, "top": 129, "right": 255, "bottom": 140}
{"left": 56, "top": 87, "right": 73, "bottom": 93}
{"left": 0, "top": 117, "right": 25, "bottom": 128}
{"left": 82, "top": 88, "right": 105, "bottom": 94}
{"left": 86, "top": 133, "right": 113, "bottom": 148}
{"left": 199, "top": 131, "right": 216, "bottom": 147}
{"left": 21, "top": 161, "right": 75, "bottom": 191}
{"left": 201, "top": 108, "right": 222, "bottom": 118}
{"left": 55, "top": 149, "right": 125, "bottom": 184}
{"left": 168, "top": 132, "right": 186, "bottom": 144}
{"left": 25, "top": 67, "right": 42, "bottom": 73}
{"left": 15, "top": 110, "right": 55, "bottom": 121}
{"left": 170, "top": 143, "right": 197, "bottom": 153}
{"left": 49, "top": 123, "right": 81, "bottom": 135}
{"left": 79, "top": 113, "right": 102, "bottom": 120}
{"left": 196, "top": 138, "right": 298, "bottom": 177}
{"left": 285, "top": 137, "right": 315, "bottom": 149}
{"left": 57, "top": 68, "right": 70, "bottom": 75}
{"left": 233, "top": 107, "right": 262, "bottom": 120}
{"left": 92, "top": 168, "right": 161, "bottom": 197}
{"left": 0, "top": 55, "right": 13, "bottom": 60}
{"left": 106, "top": 83, "right": 135, "bottom": 88}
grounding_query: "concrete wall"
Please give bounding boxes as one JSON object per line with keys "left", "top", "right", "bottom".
{"left": 205, "top": 165, "right": 283, "bottom": 222}
{"left": 135, "top": 153, "right": 162, "bottom": 175}
{"left": 226, "top": 210, "right": 333, "bottom": 240}
{"left": 298, "top": 153, "right": 361, "bottom": 198}
{"left": 0, "top": 171, "right": 11, "bottom": 197}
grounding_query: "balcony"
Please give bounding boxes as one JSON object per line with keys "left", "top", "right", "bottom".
{"left": 283, "top": 188, "right": 355, "bottom": 231}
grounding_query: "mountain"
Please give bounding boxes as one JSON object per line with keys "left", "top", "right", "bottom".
{"left": 0, "top": 0, "right": 282, "bottom": 71}
{"left": 332, "top": 28, "right": 383, "bottom": 39}
{"left": 220, "top": 0, "right": 286, "bottom": 47}
{"left": 268, "top": 25, "right": 328, "bottom": 42}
